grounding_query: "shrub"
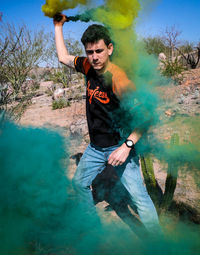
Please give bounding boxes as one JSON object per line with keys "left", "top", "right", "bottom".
{"left": 50, "top": 69, "right": 68, "bottom": 88}
{"left": 31, "top": 74, "right": 36, "bottom": 80}
{"left": 161, "top": 58, "right": 185, "bottom": 79}
{"left": 31, "top": 81, "right": 40, "bottom": 91}
{"left": 52, "top": 99, "right": 70, "bottom": 110}
{"left": 42, "top": 69, "right": 52, "bottom": 81}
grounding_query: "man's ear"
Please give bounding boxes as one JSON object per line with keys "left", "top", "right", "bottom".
{"left": 108, "top": 43, "right": 114, "bottom": 56}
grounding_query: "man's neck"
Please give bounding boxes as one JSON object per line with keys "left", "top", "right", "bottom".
{"left": 95, "top": 60, "right": 111, "bottom": 75}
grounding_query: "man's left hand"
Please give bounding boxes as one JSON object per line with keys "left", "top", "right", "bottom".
{"left": 108, "top": 143, "right": 131, "bottom": 166}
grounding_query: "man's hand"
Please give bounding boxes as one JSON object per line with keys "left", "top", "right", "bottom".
{"left": 108, "top": 143, "right": 131, "bottom": 166}
{"left": 53, "top": 13, "right": 68, "bottom": 26}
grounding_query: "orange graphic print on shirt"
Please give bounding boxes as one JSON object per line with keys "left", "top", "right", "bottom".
{"left": 87, "top": 81, "right": 110, "bottom": 104}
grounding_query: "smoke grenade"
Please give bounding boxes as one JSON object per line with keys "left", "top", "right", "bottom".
{"left": 53, "top": 11, "right": 93, "bottom": 23}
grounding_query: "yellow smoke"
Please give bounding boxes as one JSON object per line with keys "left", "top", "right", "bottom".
{"left": 42, "top": 0, "right": 140, "bottom": 28}
{"left": 42, "top": 0, "right": 88, "bottom": 17}
{"left": 94, "top": 0, "right": 140, "bottom": 29}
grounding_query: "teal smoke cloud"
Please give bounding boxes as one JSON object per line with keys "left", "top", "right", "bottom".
{"left": 0, "top": 118, "right": 199, "bottom": 255}
{"left": 0, "top": 120, "right": 101, "bottom": 255}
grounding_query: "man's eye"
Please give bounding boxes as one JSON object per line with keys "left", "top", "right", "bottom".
{"left": 96, "top": 49, "right": 103, "bottom": 53}
{"left": 86, "top": 50, "right": 94, "bottom": 55}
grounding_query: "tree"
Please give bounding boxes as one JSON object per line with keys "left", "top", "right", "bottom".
{"left": 143, "top": 25, "right": 182, "bottom": 59}
{"left": 0, "top": 30, "right": 11, "bottom": 106}
{"left": 0, "top": 22, "right": 47, "bottom": 116}
{"left": 161, "top": 25, "right": 182, "bottom": 60}
{"left": 143, "top": 36, "right": 167, "bottom": 56}
{"left": 44, "top": 32, "right": 83, "bottom": 87}
{"left": 0, "top": 22, "right": 45, "bottom": 95}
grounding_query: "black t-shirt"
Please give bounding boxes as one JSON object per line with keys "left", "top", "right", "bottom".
{"left": 74, "top": 56, "right": 134, "bottom": 147}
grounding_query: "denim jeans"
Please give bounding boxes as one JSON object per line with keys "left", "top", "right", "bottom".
{"left": 73, "top": 143, "right": 161, "bottom": 233}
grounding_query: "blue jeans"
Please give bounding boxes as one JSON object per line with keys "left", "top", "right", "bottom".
{"left": 73, "top": 143, "right": 161, "bottom": 233}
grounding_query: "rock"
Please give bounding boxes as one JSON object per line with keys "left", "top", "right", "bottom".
{"left": 174, "top": 106, "right": 180, "bottom": 112}
{"left": 39, "top": 81, "right": 54, "bottom": 93}
{"left": 177, "top": 99, "right": 184, "bottom": 104}
{"left": 165, "top": 109, "right": 175, "bottom": 117}
{"left": 158, "top": 52, "right": 167, "bottom": 69}
{"left": 71, "top": 74, "right": 79, "bottom": 80}
{"left": 70, "top": 118, "right": 88, "bottom": 137}
{"left": 183, "top": 90, "right": 189, "bottom": 96}
{"left": 53, "top": 88, "right": 65, "bottom": 100}
{"left": 31, "top": 95, "right": 52, "bottom": 106}
{"left": 178, "top": 95, "right": 185, "bottom": 104}
{"left": 191, "top": 90, "right": 199, "bottom": 99}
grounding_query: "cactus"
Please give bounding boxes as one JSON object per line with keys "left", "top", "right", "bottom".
{"left": 160, "top": 133, "right": 180, "bottom": 211}
{"left": 141, "top": 155, "right": 156, "bottom": 188}
{"left": 141, "top": 155, "right": 163, "bottom": 209}
{"left": 141, "top": 133, "right": 180, "bottom": 213}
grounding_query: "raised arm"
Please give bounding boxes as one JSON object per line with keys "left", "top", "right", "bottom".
{"left": 54, "top": 14, "right": 76, "bottom": 68}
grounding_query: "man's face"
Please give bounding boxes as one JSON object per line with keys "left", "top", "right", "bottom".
{"left": 85, "top": 39, "right": 113, "bottom": 72}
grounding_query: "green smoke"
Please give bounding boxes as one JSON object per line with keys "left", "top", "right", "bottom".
{"left": 0, "top": 119, "right": 102, "bottom": 255}
{"left": 0, "top": 118, "right": 200, "bottom": 254}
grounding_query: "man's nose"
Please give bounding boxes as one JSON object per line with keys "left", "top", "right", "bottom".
{"left": 92, "top": 52, "right": 98, "bottom": 60}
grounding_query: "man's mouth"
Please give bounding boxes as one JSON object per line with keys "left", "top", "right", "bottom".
{"left": 93, "top": 62, "right": 102, "bottom": 67}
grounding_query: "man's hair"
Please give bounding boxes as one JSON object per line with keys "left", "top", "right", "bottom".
{"left": 81, "top": 24, "right": 112, "bottom": 47}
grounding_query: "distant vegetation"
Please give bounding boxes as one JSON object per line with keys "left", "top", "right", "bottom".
{"left": 143, "top": 25, "right": 200, "bottom": 79}
{"left": 0, "top": 22, "right": 199, "bottom": 118}
{"left": 0, "top": 22, "right": 47, "bottom": 118}
{"left": 0, "top": 21, "right": 83, "bottom": 118}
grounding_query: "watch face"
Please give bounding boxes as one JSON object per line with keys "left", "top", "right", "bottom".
{"left": 126, "top": 140, "right": 133, "bottom": 147}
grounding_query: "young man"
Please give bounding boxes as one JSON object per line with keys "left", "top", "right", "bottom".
{"left": 54, "top": 14, "right": 161, "bottom": 234}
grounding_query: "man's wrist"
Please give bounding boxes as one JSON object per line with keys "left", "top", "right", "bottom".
{"left": 121, "top": 143, "right": 132, "bottom": 152}
{"left": 54, "top": 24, "right": 63, "bottom": 29}
{"left": 124, "top": 139, "right": 135, "bottom": 149}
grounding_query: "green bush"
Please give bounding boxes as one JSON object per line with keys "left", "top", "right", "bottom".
{"left": 31, "top": 74, "right": 36, "bottom": 80}
{"left": 42, "top": 69, "right": 52, "bottom": 81}
{"left": 52, "top": 99, "right": 70, "bottom": 110}
{"left": 50, "top": 68, "right": 69, "bottom": 88}
{"left": 31, "top": 81, "right": 40, "bottom": 91}
{"left": 161, "top": 58, "right": 185, "bottom": 78}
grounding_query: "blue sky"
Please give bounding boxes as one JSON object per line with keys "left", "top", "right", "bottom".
{"left": 1, "top": 0, "right": 200, "bottom": 44}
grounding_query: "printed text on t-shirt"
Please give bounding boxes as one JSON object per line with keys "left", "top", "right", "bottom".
{"left": 87, "top": 81, "right": 110, "bottom": 104}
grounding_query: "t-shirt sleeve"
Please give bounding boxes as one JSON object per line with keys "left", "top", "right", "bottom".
{"left": 74, "top": 56, "right": 91, "bottom": 75}
{"left": 112, "top": 69, "right": 136, "bottom": 97}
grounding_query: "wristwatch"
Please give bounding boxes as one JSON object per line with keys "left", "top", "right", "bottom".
{"left": 125, "top": 139, "right": 135, "bottom": 149}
